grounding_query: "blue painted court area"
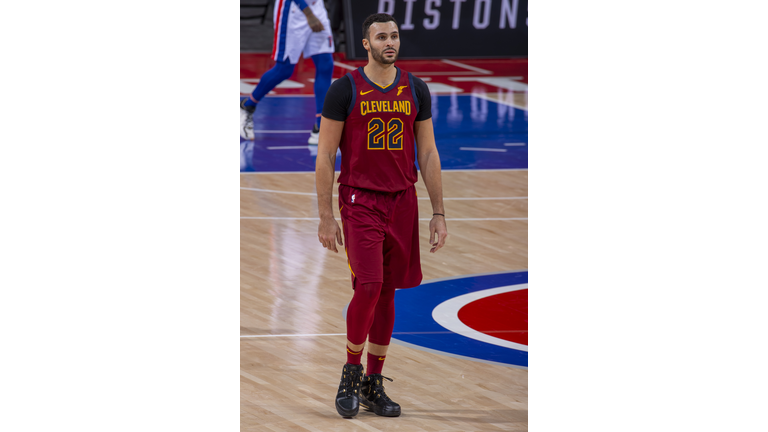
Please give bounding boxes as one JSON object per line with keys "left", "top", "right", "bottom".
{"left": 392, "top": 271, "right": 528, "bottom": 368}
{"left": 240, "top": 95, "right": 527, "bottom": 172}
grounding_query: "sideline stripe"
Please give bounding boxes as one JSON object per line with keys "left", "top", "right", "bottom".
{"left": 254, "top": 130, "right": 313, "bottom": 134}
{"left": 333, "top": 61, "right": 357, "bottom": 71}
{"left": 442, "top": 168, "right": 527, "bottom": 172}
{"left": 240, "top": 187, "right": 527, "bottom": 200}
{"left": 471, "top": 91, "right": 528, "bottom": 111}
{"left": 241, "top": 331, "right": 522, "bottom": 338}
{"left": 391, "top": 338, "right": 527, "bottom": 370}
{"left": 240, "top": 168, "right": 528, "bottom": 174}
{"left": 440, "top": 59, "right": 493, "bottom": 74}
{"left": 267, "top": 146, "right": 311, "bottom": 150}
{"left": 241, "top": 187, "right": 315, "bottom": 195}
{"left": 420, "top": 269, "right": 528, "bottom": 286}
{"left": 441, "top": 197, "right": 527, "bottom": 200}
{"left": 240, "top": 217, "right": 527, "bottom": 221}
{"left": 241, "top": 333, "right": 345, "bottom": 338}
{"left": 459, "top": 147, "right": 507, "bottom": 152}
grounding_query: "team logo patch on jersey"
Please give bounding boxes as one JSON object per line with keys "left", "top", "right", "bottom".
{"left": 397, "top": 85, "right": 408, "bottom": 96}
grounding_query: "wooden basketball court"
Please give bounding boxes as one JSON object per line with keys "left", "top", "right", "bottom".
{"left": 241, "top": 169, "right": 527, "bottom": 431}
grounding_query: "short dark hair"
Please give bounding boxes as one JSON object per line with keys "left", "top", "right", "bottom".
{"left": 362, "top": 13, "right": 399, "bottom": 40}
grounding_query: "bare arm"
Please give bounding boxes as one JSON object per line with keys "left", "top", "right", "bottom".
{"left": 414, "top": 118, "right": 448, "bottom": 253}
{"left": 315, "top": 116, "right": 344, "bottom": 252}
{"left": 302, "top": 6, "right": 324, "bottom": 32}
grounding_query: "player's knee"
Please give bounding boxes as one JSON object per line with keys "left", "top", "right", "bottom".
{"left": 356, "top": 282, "right": 383, "bottom": 303}
{"left": 273, "top": 60, "right": 296, "bottom": 81}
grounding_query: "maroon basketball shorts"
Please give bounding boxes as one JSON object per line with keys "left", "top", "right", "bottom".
{"left": 338, "top": 184, "right": 422, "bottom": 289}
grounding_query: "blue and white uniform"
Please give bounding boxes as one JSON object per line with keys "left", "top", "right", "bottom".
{"left": 271, "top": 0, "right": 334, "bottom": 64}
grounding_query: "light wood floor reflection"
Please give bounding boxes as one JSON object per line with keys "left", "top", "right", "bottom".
{"left": 241, "top": 169, "right": 528, "bottom": 431}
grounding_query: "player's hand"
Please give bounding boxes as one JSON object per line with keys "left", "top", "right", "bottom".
{"left": 429, "top": 215, "right": 447, "bottom": 253}
{"left": 318, "top": 217, "right": 343, "bottom": 253}
{"left": 304, "top": 9, "right": 324, "bottom": 32}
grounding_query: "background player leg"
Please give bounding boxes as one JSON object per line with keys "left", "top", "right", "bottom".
{"left": 308, "top": 53, "right": 333, "bottom": 144}
{"left": 239, "top": 59, "right": 296, "bottom": 140}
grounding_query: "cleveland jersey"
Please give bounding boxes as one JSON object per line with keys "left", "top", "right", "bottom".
{"left": 322, "top": 66, "right": 432, "bottom": 193}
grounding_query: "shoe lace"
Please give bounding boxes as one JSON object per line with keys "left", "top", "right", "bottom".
{"left": 340, "top": 367, "right": 362, "bottom": 397}
{"left": 369, "top": 375, "right": 394, "bottom": 402}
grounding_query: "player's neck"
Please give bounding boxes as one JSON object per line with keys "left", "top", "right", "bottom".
{"left": 363, "top": 62, "right": 397, "bottom": 88}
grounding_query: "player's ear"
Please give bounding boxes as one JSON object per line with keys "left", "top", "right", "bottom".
{"left": 362, "top": 38, "right": 369, "bottom": 51}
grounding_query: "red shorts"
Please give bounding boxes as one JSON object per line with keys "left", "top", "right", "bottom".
{"left": 338, "top": 184, "right": 422, "bottom": 289}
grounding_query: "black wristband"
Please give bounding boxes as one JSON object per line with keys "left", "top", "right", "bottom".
{"left": 433, "top": 213, "right": 445, "bottom": 217}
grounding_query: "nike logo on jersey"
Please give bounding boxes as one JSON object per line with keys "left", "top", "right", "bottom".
{"left": 397, "top": 85, "right": 408, "bottom": 96}
{"left": 378, "top": 357, "right": 386, "bottom": 360}
{"left": 360, "top": 89, "right": 373, "bottom": 96}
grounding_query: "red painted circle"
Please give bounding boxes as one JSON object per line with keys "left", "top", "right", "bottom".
{"left": 457, "top": 289, "right": 528, "bottom": 346}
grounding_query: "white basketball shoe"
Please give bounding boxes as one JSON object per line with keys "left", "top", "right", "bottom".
{"left": 308, "top": 124, "right": 319, "bottom": 145}
{"left": 240, "top": 100, "right": 255, "bottom": 140}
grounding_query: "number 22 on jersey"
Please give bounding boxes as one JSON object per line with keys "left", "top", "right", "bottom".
{"left": 367, "top": 118, "right": 404, "bottom": 150}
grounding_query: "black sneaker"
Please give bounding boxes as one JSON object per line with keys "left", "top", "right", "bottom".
{"left": 361, "top": 374, "right": 401, "bottom": 417}
{"left": 335, "top": 363, "right": 364, "bottom": 418}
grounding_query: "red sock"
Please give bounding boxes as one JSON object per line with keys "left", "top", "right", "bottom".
{"left": 367, "top": 352, "right": 386, "bottom": 375}
{"left": 347, "top": 346, "right": 363, "bottom": 365}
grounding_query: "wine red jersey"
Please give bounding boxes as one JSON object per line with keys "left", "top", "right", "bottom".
{"left": 336, "top": 67, "right": 423, "bottom": 193}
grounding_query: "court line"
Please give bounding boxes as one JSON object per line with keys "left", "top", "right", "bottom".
{"left": 333, "top": 59, "right": 498, "bottom": 76}
{"left": 239, "top": 168, "right": 528, "bottom": 174}
{"left": 442, "top": 197, "right": 527, "bottom": 200}
{"left": 254, "top": 130, "right": 312, "bottom": 134}
{"left": 504, "top": 143, "right": 527, "bottom": 146}
{"left": 441, "top": 168, "right": 528, "bottom": 172}
{"left": 240, "top": 187, "right": 527, "bottom": 200}
{"left": 240, "top": 94, "right": 315, "bottom": 97}
{"left": 459, "top": 147, "right": 507, "bottom": 152}
{"left": 419, "top": 218, "right": 527, "bottom": 221}
{"left": 391, "top": 338, "right": 527, "bottom": 370}
{"left": 240, "top": 217, "right": 527, "bottom": 221}
{"left": 470, "top": 91, "right": 528, "bottom": 111}
{"left": 420, "top": 269, "right": 528, "bottom": 286}
{"left": 241, "top": 331, "right": 522, "bottom": 338}
{"left": 266, "top": 146, "right": 310, "bottom": 150}
{"left": 241, "top": 333, "right": 345, "bottom": 338}
{"left": 333, "top": 61, "right": 357, "bottom": 71}
{"left": 413, "top": 71, "right": 498, "bottom": 76}
{"left": 440, "top": 59, "right": 493, "bottom": 74}
{"left": 240, "top": 187, "right": 315, "bottom": 195}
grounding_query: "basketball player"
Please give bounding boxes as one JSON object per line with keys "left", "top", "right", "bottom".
{"left": 314, "top": 13, "right": 448, "bottom": 418}
{"left": 240, "top": 0, "right": 334, "bottom": 144}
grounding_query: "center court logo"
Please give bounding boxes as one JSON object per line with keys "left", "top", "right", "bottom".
{"left": 391, "top": 271, "right": 528, "bottom": 368}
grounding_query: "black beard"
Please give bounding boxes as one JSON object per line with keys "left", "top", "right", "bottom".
{"left": 371, "top": 46, "right": 398, "bottom": 64}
